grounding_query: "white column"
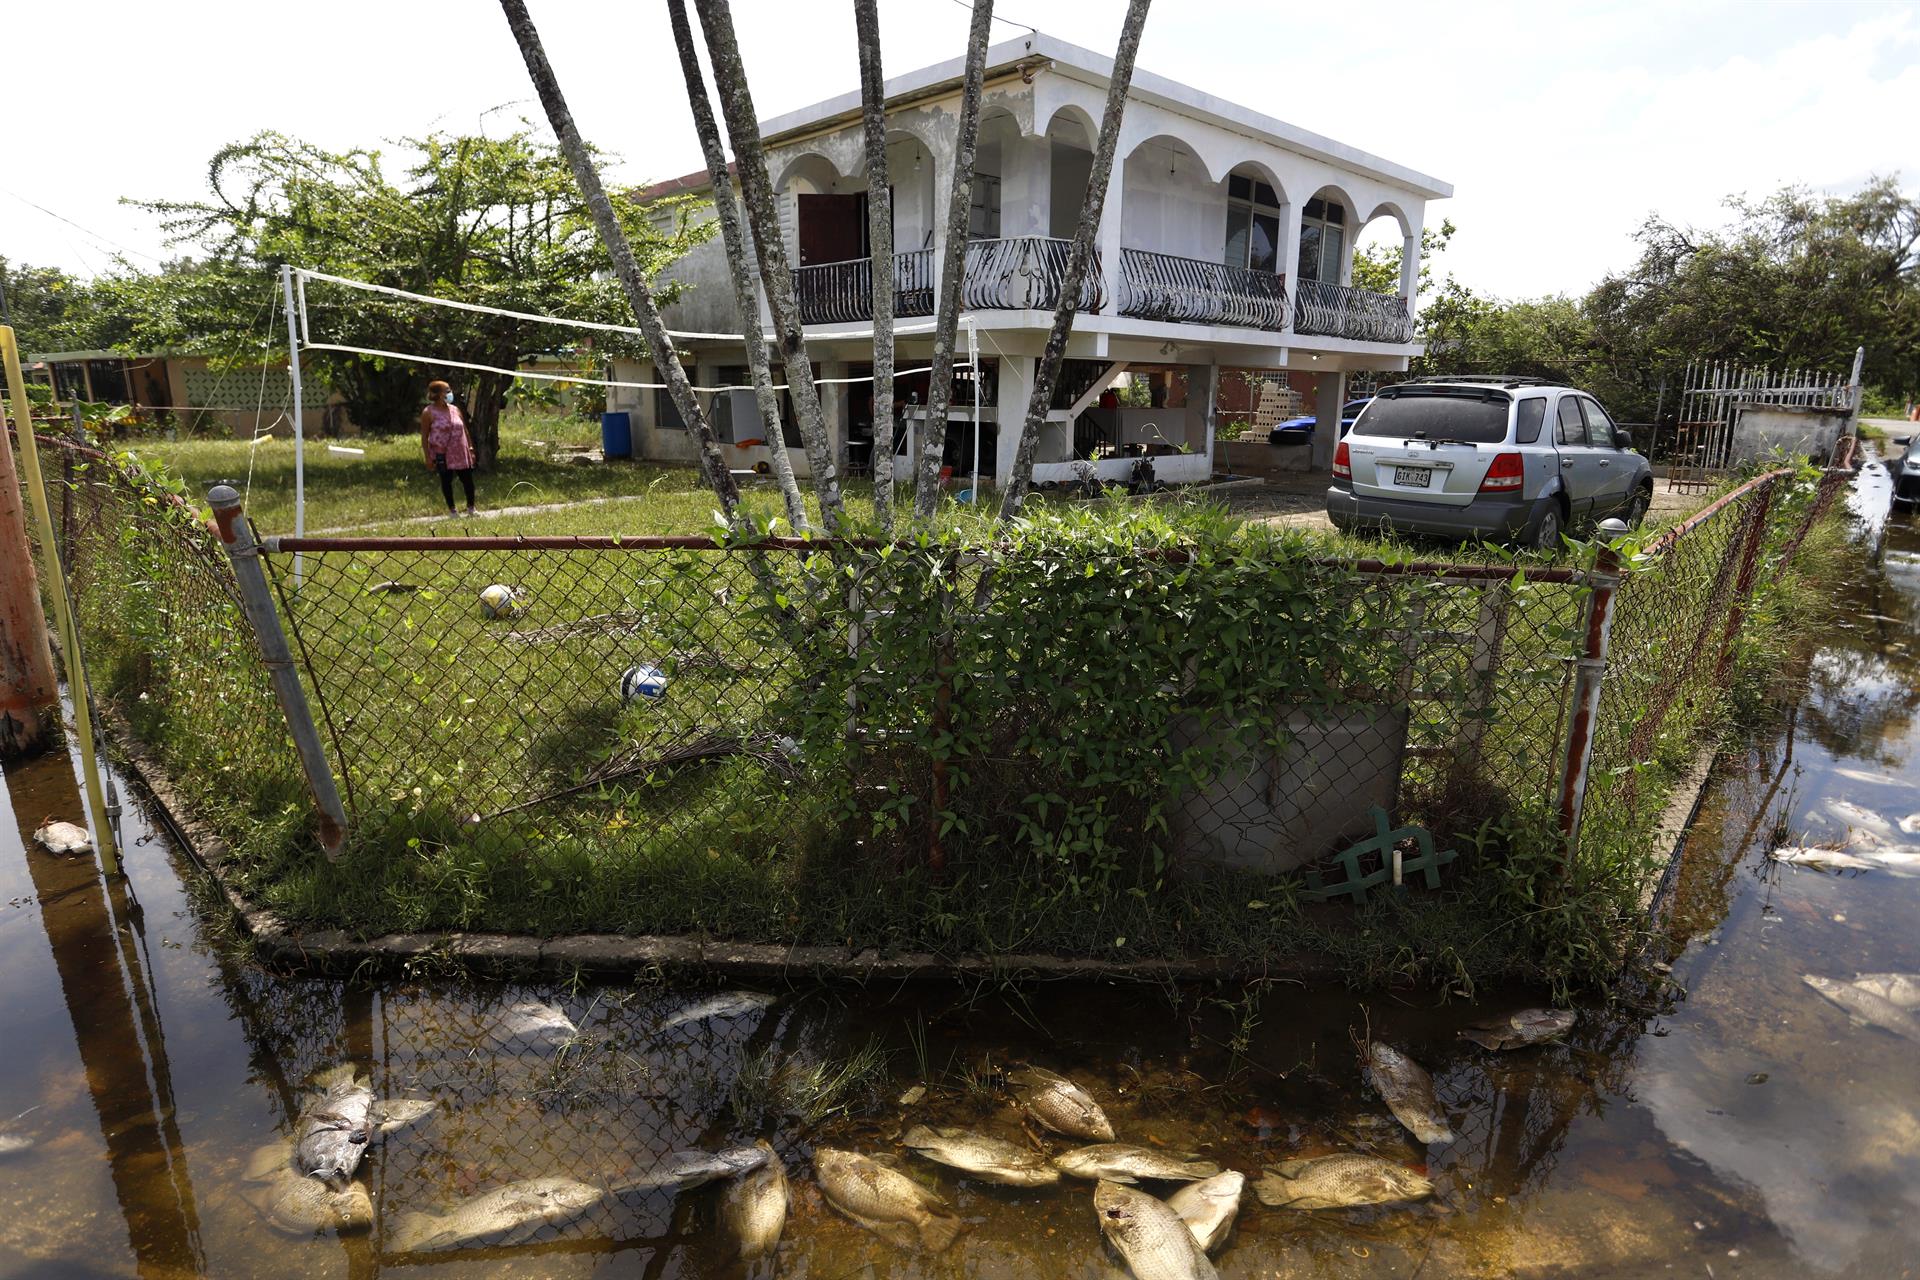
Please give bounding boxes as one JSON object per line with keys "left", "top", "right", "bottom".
{"left": 1312, "top": 370, "right": 1345, "bottom": 472}
{"left": 1098, "top": 160, "right": 1125, "bottom": 317}
{"left": 928, "top": 133, "right": 958, "bottom": 306}
{"left": 1279, "top": 202, "right": 1303, "bottom": 336}
{"left": 820, "top": 359, "right": 846, "bottom": 478}
{"left": 996, "top": 354, "right": 1037, "bottom": 484}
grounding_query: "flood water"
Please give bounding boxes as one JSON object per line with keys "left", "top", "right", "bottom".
{"left": 3, "top": 459, "right": 1919, "bottom": 1278}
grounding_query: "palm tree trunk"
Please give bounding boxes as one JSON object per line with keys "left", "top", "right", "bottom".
{"left": 692, "top": 0, "right": 848, "bottom": 533}
{"left": 495, "top": 0, "right": 743, "bottom": 520}
{"left": 998, "top": 0, "right": 1152, "bottom": 521}
{"left": 854, "top": 0, "right": 894, "bottom": 532}
{"left": 666, "top": 0, "right": 809, "bottom": 534}
{"left": 912, "top": 0, "right": 995, "bottom": 519}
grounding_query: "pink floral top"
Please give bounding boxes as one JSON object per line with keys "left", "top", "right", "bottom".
{"left": 425, "top": 402, "right": 473, "bottom": 471}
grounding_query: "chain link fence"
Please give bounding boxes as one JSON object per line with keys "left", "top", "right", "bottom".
{"left": 14, "top": 433, "right": 1855, "bottom": 948}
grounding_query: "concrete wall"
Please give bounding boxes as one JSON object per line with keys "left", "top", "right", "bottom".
{"left": 1730, "top": 402, "right": 1850, "bottom": 466}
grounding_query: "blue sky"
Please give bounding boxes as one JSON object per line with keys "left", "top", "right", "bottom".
{"left": 5, "top": 0, "right": 1916, "bottom": 301}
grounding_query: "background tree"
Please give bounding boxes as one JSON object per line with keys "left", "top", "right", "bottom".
{"left": 134, "top": 129, "right": 713, "bottom": 467}
{"left": 0, "top": 259, "right": 94, "bottom": 354}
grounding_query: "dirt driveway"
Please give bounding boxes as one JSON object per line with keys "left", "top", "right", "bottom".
{"left": 1226, "top": 470, "right": 1710, "bottom": 533}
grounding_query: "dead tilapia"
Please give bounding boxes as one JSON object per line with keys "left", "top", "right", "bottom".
{"left": 720, "top": 1140, "right": 788, "bottom": 1261}
{"left": 1769, "top": 846, "right": 1879, "bottom": 872}
{"left": 1094, "top": 1180, "right": 1219, "bottom": 1280}
{"left": 1167, "top": 1170, "right": 1243, "bottom": 1253}
{"left": 390, "top": 1177, "right": 604, "bottom": 1252}
{"left": 1256, "top": 1154, "right": 1434, "bottom": 1210}
{"left": 32, "top": 819, "right": 91, "bottom": 855}
{"left": 902, "top": 1124, "right": 1059, "bottom": 1186}
{"left": 814, "top": 1147, "right": 964, "bottom": 1251}
{"left": 239, "top": 1141, "right": 373, "bottom": 1236}
{"left": 1365, "top": 1042, "right": 1454, "bottom": 1144}
{"left": 292, "top": 1072, "right": 376, "bottom": 1184}
{"left": 610, "top": 1145, "right": 769, "bottom": 1197}
{"left": 657, "top": 991, "right": 778, "bottom": 1034}
{"left": 1458, "top": 1008, "right": 1577, "bottom": 1051}
{"left": 1852, "top": 972, "right": 1920, "bottom": 1009}
{"left": 1054, "top": 1143, "right": 1221, "bottom": 1184}
{"left": 1009, "top": 1066, "right": 1114, "bottom": 1141}
{"left": 484, "top": 1001, "right": 578, "bottom": 1050}
{"left": 373, "top": 1098, "right": 437, "bottom": 1135}
{"left": 1804, "top": 974, "right": 1920, "bottom": 1041}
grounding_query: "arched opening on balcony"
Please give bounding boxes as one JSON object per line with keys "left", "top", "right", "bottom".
{"left": 1291, "top": 187, "right": 1415, "bottom": 344}
{"left": 1041, "top": 104, "right": 1097, "bottom": 240}
{"left": 1353, "top": 201, "right": 1416, "bottom": 298}
{"left": 1120, "top": 135, "right": 1215, "bottom": 262}
{"left": 1295, "top": 183, "right": 1358, "bottom": 287}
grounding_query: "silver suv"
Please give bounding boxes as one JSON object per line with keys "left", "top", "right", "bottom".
{"left": 1326, "top": 377, "right": 1654, "bottom": 549}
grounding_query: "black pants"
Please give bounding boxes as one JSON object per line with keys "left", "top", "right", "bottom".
{"left": 436, "top": 461, "right": 475, "bottom": 510}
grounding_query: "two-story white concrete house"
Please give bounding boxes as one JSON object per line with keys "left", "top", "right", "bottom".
{"left": 611, "top": 30, "right": 1450, "bottom": 492}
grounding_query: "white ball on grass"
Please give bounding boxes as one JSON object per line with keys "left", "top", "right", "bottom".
{"left": 479, "top": 584, "right": 520, "bottom": 619}
{"left": 620, "top": 663, "right": 668, "bottom": 704}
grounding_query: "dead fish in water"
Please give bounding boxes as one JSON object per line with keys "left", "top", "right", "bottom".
{"left": 1901, "top": 813, "right": 1920, "bottom": 835}
{"left": 1054, "top": 1143, "right": 1222, "bottom": 1184}
{"left": 292, "top": 1072, "right": 376, "bottom": 1185}
{"left": 1009, "top": 1066, "right": 1114, "bottom": 1141}
{"left": 484, "top": 1001, "right": 578, "bottom": 1049}
{"left": 1459, "top": 1008, "right": 1577, "bottom": 1051}
{"left": 390, "top": 1177, "right": 605, "bottom": 1252}
{"left": 1852, "top": 972, "right": 1920, "bottom": 1010}
{"left": 1769, "top": 846, "right": 1879, "bottom": 872}
{"left": 813, "top": 1147, "right": 964, "bottom": 1251}
{"left": 1255, "top": 1154, "right": 1435, "bottom": 1210}
{"left": 1827, "top": 799, "right": 1894, "bottom": 834}
{"left": 32, "top": 819, "right": 91, "bottom": 855}
{"left": 610, "top": 1145, "right": 768, "bottom": 1196}
{"left": 720, "top": 1140, "right": 788, "bottom": 1261}
{"left": 1093, "top": 1180, "right": 1219, "bottom": 1280}
{"left": 372, "top": 1098, "right": 437, "bottom": 1135}
{"left": 657, "top": 990, "right": 778, "bottom": 1034}
{"left": 1365, "top": 1042, "right": 1454, "bottom": 1144}
{"left": 902, "top": 1124, "right": 1060, "bottom": 1186}
{"left": 240, "top": 1141, "right": 373, "bottom": 1236}
{"left": 1803, "top": 974, "right": 1920, "bottom": 1041}
{"left": 1167, "top": 1170, "right": 1243, "bottom": 1253}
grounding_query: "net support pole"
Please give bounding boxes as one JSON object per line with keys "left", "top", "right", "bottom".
{"left": 968, "top": 320, "right": 981, "bottom": 499}
{"left": 2, "top": 326, "right": 119, "bottom": 873}
{"left": 208, "top": 484, "right": 346, "bottom": 859}
{"left": 280, "top": 264, "right": 306, "bottom": 585}
{"left": 1557, "top": 521, "right": 1629, "bottom": 859}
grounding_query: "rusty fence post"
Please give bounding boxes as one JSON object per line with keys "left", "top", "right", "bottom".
{"left": 1557, "top": 527, "right": 1628, "bottom": 853}
{"left": 208, "top": 485, "right": 347, "bottom": 859}
{"left": 1711, "top": 477, "right": 1777, "bottom": 686}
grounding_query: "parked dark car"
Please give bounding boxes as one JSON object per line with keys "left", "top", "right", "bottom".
{"left": 1269, "top": 397, "right": 1372, "bottom": 446}
{"left": 1894, "top": 435, "right": 1920, "bottom": 507}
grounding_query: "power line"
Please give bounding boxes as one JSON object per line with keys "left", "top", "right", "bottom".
{"left": 0, "top": 187, "right": 166, "bottom": 266}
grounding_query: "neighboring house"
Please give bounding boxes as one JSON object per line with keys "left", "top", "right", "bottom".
{"left": 31, "top": 348, "right": 354, "bottom": 437}
{"left": 612, "top": 30, "right": 1450, "bottom": 489}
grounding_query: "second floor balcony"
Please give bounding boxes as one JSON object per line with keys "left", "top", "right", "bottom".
{"left": 1292, "top": 279, "right": 1414, "bottom": 344}
{"left": 794, "top": 236, "right": 1103, "bottom": 325}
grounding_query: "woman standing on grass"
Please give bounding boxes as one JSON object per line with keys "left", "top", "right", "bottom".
{"left": 420, "top": 380, "right": 477, "bottom": 517}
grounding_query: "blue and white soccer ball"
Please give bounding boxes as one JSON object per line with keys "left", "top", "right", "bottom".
{"left": 620, "top": 662, "right": 669, "bottom": 705}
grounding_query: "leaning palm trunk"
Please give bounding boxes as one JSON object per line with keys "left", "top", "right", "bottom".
{"left": 693, "top": 0, "right": 848, "bottom": 533}
{"left": 912, "top": 0, "right": 995, "bottom": 520}
{"left": 854, "top": 0, "right": 895, "bottom": 532}
{"left": 495, "top": 0, "right": 741, "bottom": 522}
{"left": 666, "top": 0, "right": 809, "bottom": 534}
{"left": 999, "top": 0, "right": 1152, "bottom": 520}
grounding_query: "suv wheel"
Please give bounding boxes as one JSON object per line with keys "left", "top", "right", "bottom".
{"left": 1622, "top": 486, "right": 1651, "bottom": 528}
{"left": 1529, "top": 504, "right": 1564, "bottom": 551}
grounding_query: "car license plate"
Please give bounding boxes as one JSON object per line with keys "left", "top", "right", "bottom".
{"left": 1394, "top": 466, "right": 1432, "bottom": 488}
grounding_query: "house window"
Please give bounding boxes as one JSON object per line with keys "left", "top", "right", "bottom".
{"left": 1296, "top": 196, "right": 1347, "bottom": 284}
{"left": 655, "top": 386, "right": 686, "bottom": 431}
{"left": 1224, "top": 174, "right": 1282, "bottom": 275}
{"left": 968, "top": 173, "right": 1001, "bottom": 240}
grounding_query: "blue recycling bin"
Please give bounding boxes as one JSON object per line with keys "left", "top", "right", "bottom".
{"left": 600, "top": 411, "right": 633, "bottom": 460}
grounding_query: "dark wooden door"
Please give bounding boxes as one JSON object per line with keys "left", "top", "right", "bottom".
{"left": 797, "top": 193, "right": 867, "bottom": 265}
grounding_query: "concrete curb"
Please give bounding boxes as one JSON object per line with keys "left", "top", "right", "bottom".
{"left": 101, "top": 710, "right": 1290, "bottom": 985}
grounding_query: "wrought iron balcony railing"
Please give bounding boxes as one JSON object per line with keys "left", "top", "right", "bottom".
{"left": 793, "top": 248, "right": 934, "bottom": 326}
{"left": 1291, "top": 278, "right": 1414, "bottom": 344}
{"left": 961, "top": 236, "right": 1104, "bottom": 313}
{"left": 1117, "top": 248, "right": 1288, "bottom": 330}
